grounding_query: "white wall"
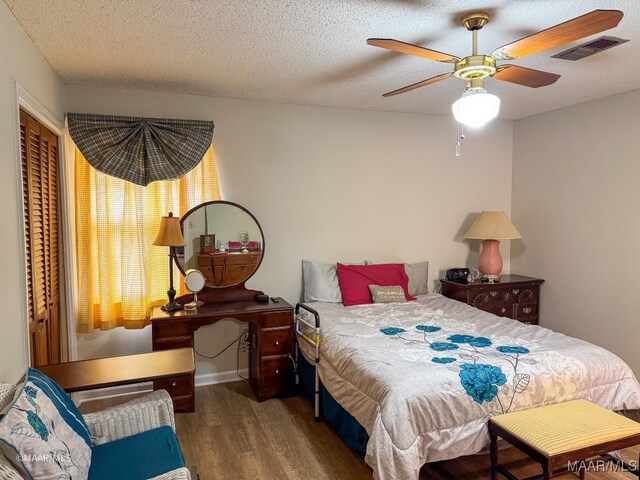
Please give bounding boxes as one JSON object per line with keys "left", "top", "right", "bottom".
{"left": 511, "top": 89, "right": 640, "bottom": 376}
{"left": 66, "top": 86, "right": 514, "bottom": 376}
{"left": 0, "top": 2, "right": 65, "bottom": 383}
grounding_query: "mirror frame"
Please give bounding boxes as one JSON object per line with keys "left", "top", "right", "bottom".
{"left": 175, "top": 200, "right": 266, "bottom": 288}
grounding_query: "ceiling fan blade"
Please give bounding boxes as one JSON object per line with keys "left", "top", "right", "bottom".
{"left": 367, "top": 38, "right": 460, "bottom": 63}
{"left": 383, "top": 73, "right": 452, "bottom": 97}
{"left": 493, "top": 65, "right": 560, "bottom": 88}
{"left": 492, "top": 10, "right": 623, "bottom": 60}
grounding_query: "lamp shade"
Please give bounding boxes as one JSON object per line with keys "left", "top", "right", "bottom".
{"left": 464, "top": 211, "right": 522, "bottom": 240}
{"left": 153, "top": 212, "right": 185, "bottom": 247}
{"left": 452, "top": 87, "right": 500, "bottom": 128}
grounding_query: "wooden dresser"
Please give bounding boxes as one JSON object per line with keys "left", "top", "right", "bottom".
{"left": 196, "top": 252, "right": 262, "bottom": 287}
{"left": 150, "top": 297, "right": 295, "bottom": 411}
{"left": 440, "top": 274, "right": 544, "bottom": 325}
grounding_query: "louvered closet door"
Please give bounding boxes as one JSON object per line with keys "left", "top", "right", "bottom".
{"left": 42, "top": 127, "right": 61, "bottom": 364}
{"left": 20, "top": 110, "right": 61, "bottom": 367}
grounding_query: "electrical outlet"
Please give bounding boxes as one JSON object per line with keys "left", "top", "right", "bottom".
{"left": 240, "top": 328, "right": 251, "bottom": 352}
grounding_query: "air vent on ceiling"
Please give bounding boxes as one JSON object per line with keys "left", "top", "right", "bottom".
{"left": 552, "top": 36, "right": 629, "bottom": 61}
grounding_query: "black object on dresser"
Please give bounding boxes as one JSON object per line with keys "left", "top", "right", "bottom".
{"left": 440, "top": 274, "right": 544, "bottom": 325}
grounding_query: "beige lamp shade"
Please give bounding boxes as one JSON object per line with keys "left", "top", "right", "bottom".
{"left": 153, "top": 212, "right": 186, "bottom": 247}
{"left": 464, "top": 211, "right": 522, "bottom": 240}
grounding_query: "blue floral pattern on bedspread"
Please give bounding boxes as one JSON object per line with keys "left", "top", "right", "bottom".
{"left": 379, "top": 324, "right": 534, "bottom": 413}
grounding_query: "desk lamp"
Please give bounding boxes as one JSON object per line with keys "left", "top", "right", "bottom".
{"left": 153, "top": 212, "right": 186, "bottom": 311}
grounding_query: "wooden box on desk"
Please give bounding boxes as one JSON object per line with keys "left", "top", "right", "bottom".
{"left": 440, "top": 274, "right": 544, "bottom": 325}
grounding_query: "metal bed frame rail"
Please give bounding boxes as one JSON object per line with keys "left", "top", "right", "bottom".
{"left": 295, "top": 303, "right": 321, "bottom": 421}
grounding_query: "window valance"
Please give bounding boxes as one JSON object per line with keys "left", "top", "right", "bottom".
{"left": 67, "top": 113, "right": 214, "bottom": 186}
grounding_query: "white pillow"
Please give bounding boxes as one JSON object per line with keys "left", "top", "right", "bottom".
{"left": 302, "top": 260, "right": 364, "bottom": 303}
{"left": 404, "top": 261, "right": 429, "bottom": 296}
{"left": 365, "top": 260, "right": 429, "bottom": 296}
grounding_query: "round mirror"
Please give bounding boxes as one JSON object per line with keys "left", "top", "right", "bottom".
{"left": 184, "top": 269, "right": 206, "bottom": 293}
{"left": 184, "top": 269, "right": 206, "bottom": 310}
{"left": 176, "top": 201, "right": 264, "bottom": 288}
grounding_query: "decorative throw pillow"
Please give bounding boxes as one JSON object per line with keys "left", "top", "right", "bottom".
{"left": 0, "top": 369, "right": 92, "bottom": 479}
{"left": 368, "top": 285, "right": 407, "bottom": 303}
{"left": 302, "top": 260, "right": 364, "bottom": 302}
{"left": 365, "top": 261, "right": 429, "bottom": 296}
{"left": 336, "top": 263, "right": 415, "bottom": 307}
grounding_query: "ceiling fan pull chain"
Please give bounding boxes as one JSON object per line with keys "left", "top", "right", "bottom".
{"left": 455, "top": 122, "right": 465, "bottom": 157}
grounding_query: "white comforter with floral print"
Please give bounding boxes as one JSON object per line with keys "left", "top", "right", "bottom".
{"left": 297, "top": 294, "right": 640, "bottom": 480}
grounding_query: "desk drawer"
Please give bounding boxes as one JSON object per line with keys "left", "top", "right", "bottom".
{"left": 260, "top": 327, "right": 293, "bottom": 356}
{"left": 153, "top": 322, "right": 192, "bottom": 339}
{"left": 261, "top": 311, "right": 292, "bottom": 328}
{"left": 154, "top": 374, "right": 193, "bottom": 398}
{"left": 259, "top": 356, "right": 294, "bottom": 399}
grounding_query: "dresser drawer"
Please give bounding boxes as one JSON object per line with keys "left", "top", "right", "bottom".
{"left": 514, "top": 303, "right": 537, "bottom": 319}
{"left": 260, "top": 327, "right": 293, "bottom": 356}
{"left": 224, "top": 264, "right": 258, "bottom": 285}
{"left": 518, "top": 318, "right": 537, "bottom": 326}
{"left": 197, "top": 255, "right": 213, "bottom": 268}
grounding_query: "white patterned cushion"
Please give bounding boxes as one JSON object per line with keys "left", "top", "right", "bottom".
{"left": 0, "top": 369, "right": 91, "bottom": 479}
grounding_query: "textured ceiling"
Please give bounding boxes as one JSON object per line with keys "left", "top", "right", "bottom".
{"left": 5, "top": 0, "right": 639, "bottom": 119}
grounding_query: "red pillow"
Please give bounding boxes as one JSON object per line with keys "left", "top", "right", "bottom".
{"left": 336, "top": 263, "right": 415, "bottom": 307}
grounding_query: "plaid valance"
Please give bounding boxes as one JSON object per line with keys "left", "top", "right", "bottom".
{"left": 67, "top": 113, "right": 214, "bottom": 186}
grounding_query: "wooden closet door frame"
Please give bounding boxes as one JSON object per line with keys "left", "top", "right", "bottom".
{"left": 13, "top": 84, "right": 77, "bottom": 365}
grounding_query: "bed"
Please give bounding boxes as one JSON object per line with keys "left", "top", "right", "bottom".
{"left": 295, "top": 293, "right": 640, "bottom": 480}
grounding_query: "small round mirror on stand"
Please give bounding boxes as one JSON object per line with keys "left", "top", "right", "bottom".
{"left": 183, "top": 269, "right": 206, "bottom": 310}
{"left": 175, "top": 201, "right": 265, "bottom": 292}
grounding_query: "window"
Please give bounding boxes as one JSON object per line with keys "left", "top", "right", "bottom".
{"left": 73, "top": 145, "right": 220, "bottom": 332}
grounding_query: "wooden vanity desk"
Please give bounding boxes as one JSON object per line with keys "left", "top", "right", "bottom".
{"left": 151, "top": 293, "right": 295, "bottom": 412}
{"left": 156, "top": 200, "right": 294, "bottom": 412}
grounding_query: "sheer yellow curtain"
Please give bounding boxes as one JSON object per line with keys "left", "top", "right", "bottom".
{"left": 75, "top": 146, "right": 221, "bottom": 332}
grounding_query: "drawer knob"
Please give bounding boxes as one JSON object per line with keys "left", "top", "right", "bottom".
{"left": 522, "top": 307, "right": 532, "bottom": 314}
{"left": 275, "top": 369, "right": 279, "bottom": 375}
{"left": 501, "top": 308, "right": 506, "bottom": 313}
{"left": 512, "top": 289, "right": 520, "bottom": 295}
{"left": 172, "top": 381, "right": 176, "bottom": 387}
{"left": 275, "top": 340, "right": 280, "bottom": 346}
{"left": 490, "top": 291, "right": 497, "bottom": 297}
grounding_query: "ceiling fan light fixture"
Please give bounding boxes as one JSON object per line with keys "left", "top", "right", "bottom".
{"left": 452, "top": 87, "right": 500, "bottom": 128}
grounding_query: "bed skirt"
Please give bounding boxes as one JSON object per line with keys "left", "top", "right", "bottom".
{"left": 298, "top": 354, "right": 369, "bottom": 453}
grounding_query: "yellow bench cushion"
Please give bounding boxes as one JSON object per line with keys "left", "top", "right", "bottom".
{"left": 490, "top": 399, "right": 640, "bottom": 456}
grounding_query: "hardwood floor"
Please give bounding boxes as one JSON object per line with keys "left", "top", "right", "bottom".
{"left": 82, "top": 381, "right": 640, "bottom": 479}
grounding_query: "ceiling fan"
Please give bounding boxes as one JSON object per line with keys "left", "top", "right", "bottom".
{"left": 367, "top": 9, "right": 624, "bottom": 127}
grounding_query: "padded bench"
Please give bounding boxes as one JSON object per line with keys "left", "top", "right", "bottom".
{"left": 489, "top": 400, "right": 640, "bottom": 479}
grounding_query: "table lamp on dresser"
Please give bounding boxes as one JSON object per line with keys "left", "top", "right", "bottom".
{"left": 153, "top": 212, "right": 186, "bottom": 311}
{"left": 464, "top": 210, "right": 522, "bottom": 283}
